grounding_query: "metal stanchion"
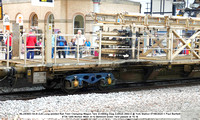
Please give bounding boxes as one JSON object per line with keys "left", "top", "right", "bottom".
{"left": 77, "top": 35, "right": 80, "bottom": 63}
{"left": 24, "top": 34, "right": 27, "bottom": 66}
{"left": 54, "top": 34, "right": 57, "bottom": 64}
{"left": 6, "top": 33, "right": 9, "bottom": 68}
{"left": 191, "top": 39, "right": 194, "bottom": 61}
{"left": 170, "top": 34, "right": 173, "bottom": 62}
{"left": 42, "top": 34, "right": 45, "bottom": 65}
{"left": 137, "top": 37, "right": 140, "bottom": 61}
{"left": 99, "top": 30, "right": 102, "bottom": 63}
{"left": 19, "top": 33, "right": 22, "bottom": 59}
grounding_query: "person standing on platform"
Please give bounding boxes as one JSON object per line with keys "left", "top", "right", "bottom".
{"left": 36, "top": 38, "right": 42, "bottom": 55}
{"left": 84, "top": 39, "right": 91, "bottom": 55}
{"left": 75, "top": 30, "right": 86, "bottom": 58}
{"left": 26, "top": 30, "right": 37, "bottom": 59}
{"left": 52, "top": 33, "right": 55, "bottom": 58}
{"left": 69, "top": 37, "right": 76, "bottom": 55}
{"left": 57, "top": 31, "right": 66, "bottom": 58}
{"left": 0, "top": 30, "right": 4, "bottom": 51}
{"left": 5, "top": 32, "right": 12, "bottom": 59}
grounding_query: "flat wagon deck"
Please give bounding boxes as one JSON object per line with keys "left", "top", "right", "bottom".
{"left": 1, "top": 13, "right": 200, "bottom": 93}
{"left": 1, "top": 55, "right": 200, "bottom": 70}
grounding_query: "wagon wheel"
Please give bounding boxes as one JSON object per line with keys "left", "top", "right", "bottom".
{"left": 61, "top": 80, "right": 77, "bottom": 94}
{"left": 97, "top": 79, "right": 108, "bottom": 91}
{"left": 42, "top": 79, "right": 57, "bottom": 89}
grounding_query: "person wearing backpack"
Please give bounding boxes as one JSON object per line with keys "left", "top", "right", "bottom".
{"left": 57, "top": 31, "right": 66, "bottom": 58}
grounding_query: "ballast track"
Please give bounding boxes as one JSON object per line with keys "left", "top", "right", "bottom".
{"left": 0, "top": 89, "right": 63, "bottom": 101}
{"left": 0, "top": 78, "right": 200, "bottom": 101}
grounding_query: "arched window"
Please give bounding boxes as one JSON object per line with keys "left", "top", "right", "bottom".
{"left": 16, "top": 14, "right": 23, "bottom": 26}
{"left": 31, "top": 14, "right": 38, "bottom": 27}
{"left": 74, "top": 15, "right": 84, "bottom": 34}
{"left": 47, "top": 14, "right": 54, "bottom": 24}
{"left": 47, "top": 14, "right": 54, "bottom": 30}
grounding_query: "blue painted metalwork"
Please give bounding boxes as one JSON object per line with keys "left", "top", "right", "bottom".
{"left": 65, "top": 73, "right": 115, "bottom": 86}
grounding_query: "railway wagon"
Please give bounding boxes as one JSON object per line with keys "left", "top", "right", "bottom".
{"left": 1, "top": 13, "right": 200, "bottom": 93}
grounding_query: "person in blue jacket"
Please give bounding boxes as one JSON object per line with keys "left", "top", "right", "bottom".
{"left": 84, "top": 39, "right": 91, "bottom": 55}
{"left": 57, "top": 31, "right": 66, "bottom": 58}
{"left": 52, "top": 33, "right": 55, "bottom": 58}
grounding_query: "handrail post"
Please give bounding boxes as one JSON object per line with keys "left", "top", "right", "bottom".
{"left": 42, "top": 34, "right": 45, "bottom": 65}
{"left": 54, "top": 34, "right": 57, "bottom": 64}
{"left": 77, "top": 35, "right": 80, "bottom": 63}
{"left": 132, "top": 36, "right": 135, "bottom": 59}
{"left": 167, "top": 28, "right": 171, "bottom": 60}
{"left": 19, "top": 33, "right": 22, "bottom": 59}
{"left": 132, "top": 25, "right": 136, "bottom": 59}
{"left": 99, "top": 30, "right": 102, "bottom": 64}
{"left": 6, "top": 33, "right": 9, "bottom": 68}
{"left": 191, "top": 38, "right": 194, "bottom": 61}
{"left": 137, "top": 37, "right": 140, "bottom": 61}
{"left": 24, "top": 34, "right": 27, "bottom": 66}
{"left": 170, "top": 34, "right": 173, "bottom": 62}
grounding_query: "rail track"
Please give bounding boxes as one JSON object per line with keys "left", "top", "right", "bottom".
{"left": 0, "top": 78, "right": 200, "bottom": 101}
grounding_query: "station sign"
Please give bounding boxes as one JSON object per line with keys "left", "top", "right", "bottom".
{"left": 31, "top": 0, "right": 54, "bottom": 7}
{"left": 40, "top": 0, "right": 53, "bottom": 2}
{"left": 0, "top": 0, "right": 3, "bottom": 20}
{"left": 3, "top": 15, "right": 10, "bottom": 26}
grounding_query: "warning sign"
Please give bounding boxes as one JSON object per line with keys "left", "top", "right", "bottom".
{"left": 49, "top": 24, "right": 52, "bottom": 30}
{"left": 3, "top": 15, "right": 10, "bottom": 26}
{"left": 31, "top": 0, "right": 54, "bottom": 7}
{"left": 40, "top": 0, "right": 53, "bottom": 2}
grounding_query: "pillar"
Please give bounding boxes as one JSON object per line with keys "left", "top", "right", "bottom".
{"left": 92, "top": 0, "right": 101, "bottom": 47}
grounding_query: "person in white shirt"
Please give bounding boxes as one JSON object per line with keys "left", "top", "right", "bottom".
{"left": 75, "top": 30, "right": 86, "bottom": 58}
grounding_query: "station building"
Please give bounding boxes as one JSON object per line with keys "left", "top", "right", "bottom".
{"left": 1, "top": 0, "right": 140, "bottom": 35}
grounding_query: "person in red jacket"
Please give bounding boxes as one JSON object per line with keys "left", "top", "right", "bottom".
{"left": 26, "top": 30, "right": 37, "bottom": 59}
{"left": 5, "top": 32, "right": 12, "bottom": 59}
